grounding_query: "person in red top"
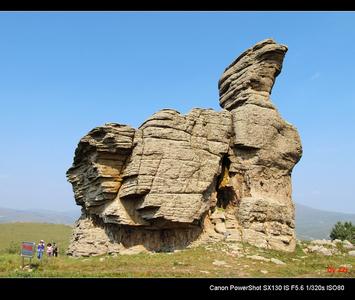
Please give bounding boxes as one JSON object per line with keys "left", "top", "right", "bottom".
{"left": 46, "top": 243, "right": 53, "bottom": 256}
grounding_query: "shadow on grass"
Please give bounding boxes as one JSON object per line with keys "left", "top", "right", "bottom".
{"left": 29, "top": 262, "right": 40, "bottom": 270}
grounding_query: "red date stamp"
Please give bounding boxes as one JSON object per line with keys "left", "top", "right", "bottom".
{"left": 327, "top": 266, "right": 348, "bottom": 273}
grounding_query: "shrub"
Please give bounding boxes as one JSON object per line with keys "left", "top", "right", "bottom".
{"left": 330, "top": 221, "right": 355, "bottom": 243}
{"left": 5, "top": 241, "right": 20, "bottom": 254}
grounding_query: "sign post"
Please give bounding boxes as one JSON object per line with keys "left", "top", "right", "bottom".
{"left": 21, "top": 241, "right": 36, "bottom": 269}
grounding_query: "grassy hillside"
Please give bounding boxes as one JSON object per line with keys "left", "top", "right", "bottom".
{"left": 2, "top": 204, "right": 355, "bottom": 241}
{"left": 295, "top": 203, "right": 355, "bottom": 240}
{"left": 0, "top": 222, "right": 354, "bottom": 278}
{"left": 0, "top": 207, "right": 78, "bottom": 225}
{"left": 0, "top": 241, "right": 354, "bottom": 278}
{"left": 0, "top": 223, "right": 72, "bottom": 255}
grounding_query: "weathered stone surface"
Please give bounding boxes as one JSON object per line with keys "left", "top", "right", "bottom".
{"left": 342, "top": 240, "right": 354, "bottom": 249}
{"left": 311, "top": 240, "right": 337, "bottom": 247}
{"left": 217, "top": 39, "right": 302, "bottom": 252}
{"left": 307, "top": 245, "right": 333, "bottom": 256}
{"left": 246, "top": 255, "right": 270, "bottom": 262}
{"left": 119, "top": 108, "right": 232, "bottom": 224}
{"left": 219, "top": 39, "right": 287, "bottom": 111}
{"left": 270, "top": 258, "right": 286, "bottom": 265}
{"left": 215, "top": 222, "right": 227, "bottom": 234}
{"left": 66, "top": 123, "right": 135, "bottom": 209}
{"left": 67, "top": 213, "right": 123, "bottom": 257}
{"left": 210, "top": 210, "right": 226, "bottom": 221}
{"left": 67, "top": 212, "right": 204, "bottom": 256}
{"left": 119, "top": 245, "right": 149, "bottom": 255}
{"left": 67, "top": 38, "right": 302, "bottom": 256}
{"left": 212, "top": 260, "right": 228, "bottom": 266}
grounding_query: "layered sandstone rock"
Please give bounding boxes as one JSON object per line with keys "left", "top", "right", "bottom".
{"left": 67, "top": 39, "right": 302, "bottom": 256}
{"left": 218, "top": 39, "right": 302, "bottom": 251}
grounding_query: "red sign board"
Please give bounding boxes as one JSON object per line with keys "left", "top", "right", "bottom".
{"left": 21, "top": 242, "right": 35, "bottom": 257}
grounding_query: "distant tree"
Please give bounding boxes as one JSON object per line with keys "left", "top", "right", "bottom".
{"left": 330, "top": 221, "right": 355, "bottom": 243}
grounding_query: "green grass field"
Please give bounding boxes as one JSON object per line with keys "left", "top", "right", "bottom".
{"left": 0, "top": 223, "right": 72, "bottom": 255}
{"left": 0, "top": 223, "right": 354, "bottom": 278}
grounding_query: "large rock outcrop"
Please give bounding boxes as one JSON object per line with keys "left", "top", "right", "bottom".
{"left": 67, "top": 39, "right": 302, "bottom": 256}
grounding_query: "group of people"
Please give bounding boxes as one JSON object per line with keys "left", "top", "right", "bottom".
{"left": 37, "top": 240, "right": 58, "bottom": 259}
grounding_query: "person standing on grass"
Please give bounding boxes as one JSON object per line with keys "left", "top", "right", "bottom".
{"left": 46, "top": 243, "right": 53, "bottom": 256}
{"left": 52, "top": 242, "right": 58, "bottom": 257}
{"left": 37, "top": 240, "right": 45, "bottom": 260}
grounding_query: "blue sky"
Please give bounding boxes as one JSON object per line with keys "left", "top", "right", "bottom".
{"left": 0, "top": 12, "right": 354, "bottom": 213}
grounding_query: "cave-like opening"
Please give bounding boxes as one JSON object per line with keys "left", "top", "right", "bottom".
{"left": 216, "top": 155, "right": 237, "bottom": 210}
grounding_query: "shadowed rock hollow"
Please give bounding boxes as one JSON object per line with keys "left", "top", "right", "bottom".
{"left": 66, "top": 39, "right": 302, "bottom": 256}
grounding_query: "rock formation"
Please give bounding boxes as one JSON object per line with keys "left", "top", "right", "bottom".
{"left": 66, "top": 39, "right": 302, "bottom": 256}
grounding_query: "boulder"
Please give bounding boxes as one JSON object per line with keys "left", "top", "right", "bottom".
{"left": 342, "top": 240, "right": 354, "bottom": 249}
{"left": 246, "top": 255, "right": 270, "bottom": 262}
{"left": 212, "top": 260, "right": 227, "bottom": 266}
{"left": 310, "top": 240, "right": 336, "bottom": 247}
{"left": 215, "top": 222, "right": 227, "bottom": 234}
{"left": 66, "top": 39, "right": 302, "bottom": 256}
{"left": 270, "top": 258, "right": 286, "bottom": 265}
{"left": 307, "top": 245, "right": 333, "bottom": 256}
